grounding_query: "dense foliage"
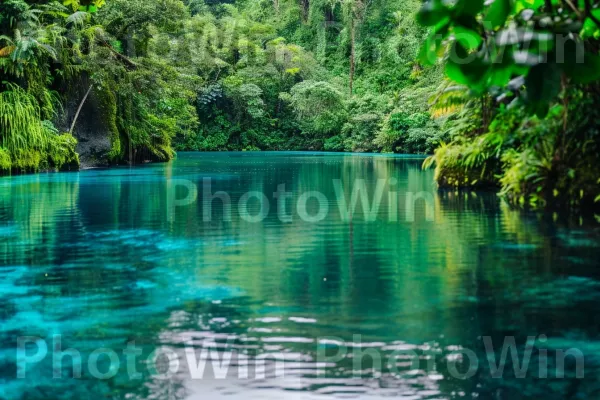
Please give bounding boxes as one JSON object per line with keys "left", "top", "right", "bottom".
{"left": 171, "top": 0, "right": 445, "bottom": 152}
{"left": 0, "top": 0, "right": 445, "bottom": 173}
{"left": 1, "top": 0, "right": 599, "bottom": 210}
{"left": 0, "top": 0, "right": 198, "bottom": 170}
{"left": 418, "top": 0, "right": 600, "bottom": 210}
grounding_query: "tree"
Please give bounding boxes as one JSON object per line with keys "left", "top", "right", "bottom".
{"left": 342, "top": 0, "right": 368, "bottom": 95}
{"left": 98, "top": 0, "right": 187, "bottom": 57}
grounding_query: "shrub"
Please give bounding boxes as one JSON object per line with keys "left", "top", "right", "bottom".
{"left": 324, "top": 135, "right": 346, "bottom": 152}
{"left": 47, "top": 134, "right": 80, "bottom": 170}
{"left": 342, "top": 113, "right": 381, "bottom": 152}
{"left": 286, "top": 80, "right": 347, "bottom": 137}
{"left": 11, "top": 150, "right": 43, "bottom": 171}
{"left": 0, "top": 148, "right": 11, "bottom": 171}
{"left": 423, "top": 139, "right": 500, "bottom": 188}
{"left": 375, "top": 111, "right": 444, "bottom": 153}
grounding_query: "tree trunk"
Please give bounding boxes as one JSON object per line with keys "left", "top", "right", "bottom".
{"left": 299, "top": 0, "right": 309, "bottom": 22}
{"left": 69, "top": 84, "right": 93, "bottom": 135}
{"left": 349, "top": 17, "right": 355, "bottom": 96}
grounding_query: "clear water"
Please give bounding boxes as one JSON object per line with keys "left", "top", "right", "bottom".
{"left": 1, "top": 152, "right": 600, "bottom": 400}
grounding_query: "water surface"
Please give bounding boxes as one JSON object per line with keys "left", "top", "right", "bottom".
{"left": 1, "top": 152, "right": 600, "bottom": 399}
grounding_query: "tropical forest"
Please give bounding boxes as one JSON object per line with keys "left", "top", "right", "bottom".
{"left": 2, "top": 0, "right": 599, "bottom": 209}
{"left": 2, "top": 0, "right": 600, "bottom": 399}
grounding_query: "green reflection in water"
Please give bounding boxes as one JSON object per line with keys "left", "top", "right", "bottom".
{"left": 0, "top": 152, "right": 599, "bottom": 400}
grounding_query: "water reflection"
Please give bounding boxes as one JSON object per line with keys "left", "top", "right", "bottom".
{"left": 1, "top": 152, "right": 599, "bottom": 400}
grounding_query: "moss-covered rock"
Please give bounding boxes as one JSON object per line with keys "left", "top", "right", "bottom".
{"left": 63, "top": 80, "right": 117, "bottom": 168}
{"left": 47, "top": 133, "right": 80, "bottom": 171}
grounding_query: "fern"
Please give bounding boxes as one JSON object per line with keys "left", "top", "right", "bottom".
{"left": 429, "top": 80, "right": 470, "bottom": 117}
{"left": 66, "top": 11, "right": 90, "bottom": 27}
{"left": 0, "top": 84, "right": 50, "bottom": 154}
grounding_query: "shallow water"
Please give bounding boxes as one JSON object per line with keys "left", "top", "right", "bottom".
{"left": 1, "top": 152, "right": 600, "bottom": 400}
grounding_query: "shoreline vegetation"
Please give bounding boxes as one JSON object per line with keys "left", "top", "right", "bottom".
{"left": 1, "top": 0, "right": 599, "bottom": 212}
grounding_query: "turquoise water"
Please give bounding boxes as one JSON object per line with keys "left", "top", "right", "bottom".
{"left": 1, "top": 152, "right": 600, "bottom": 399}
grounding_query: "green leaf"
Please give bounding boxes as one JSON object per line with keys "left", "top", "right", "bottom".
{"left": 79, "top": 4, "right": 98, "bottom": 12}
{"left": 445, "top": 43, "right": 490, "bottom": 92}
{"left": 453, "top": 26, "right": 482, "bottom": 50}
{"left": 487, "top": 65, "right": 512, "bottom": 87}
{"left": 417, "top": 0, "right": 450, "bottom": 27}
{"left": 485, "top": 0, "right": 511, "bottom": 29}
{"left": 564, "top": 51, "right": 600, "bottom": 84}
{"left": 524, "top": 62, "right": 561, "bottom": 117}
{"left": 582, "top": 10, "right": 600, "bottom": 38}
{"left": 453, "top": 0, "right": 485, "bottom": 17}
{"left": 514, "top": 0, "right": 544, "bottom": 13}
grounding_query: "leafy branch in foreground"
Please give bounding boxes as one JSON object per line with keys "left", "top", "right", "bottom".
{"left": 418, "top": 0, "right": 600, "bottom": 117}
{"left": 418, "top": 0, "right": 600, "bottom": 210}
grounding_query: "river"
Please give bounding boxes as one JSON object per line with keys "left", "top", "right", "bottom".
{"left": 1, "top": 152, "right": 599, "bottom": 399}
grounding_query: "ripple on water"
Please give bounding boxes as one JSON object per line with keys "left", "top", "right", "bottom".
{"left": 1, "top": 152, "right": 599, "bottom": 400}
